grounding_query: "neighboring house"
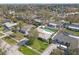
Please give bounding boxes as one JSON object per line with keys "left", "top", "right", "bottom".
{"left": 19, "top": 25, "right": 35, "bottom": 36}
{"left": 2, "top": 18, "right": 11, "bottom": 23}
{"left": 19, "top": 27, "right": 29, "bottom": 36}
{"left": 9, "top": 10, "right": 15, "bottom": 15}
{"left": 47, "top": 23, "right": 58, "bottom": 29}
{"left": 18, "top": 38, "right": 29, "bottom": 46}
{"left": 37, "top": 26, "right": 54, "bottom": 41}
{"left": 64, "top": 24, "right": 79, "bottom": 31}
{"left": 16, "top": 15, "right": 27, "bottom": 20}
{"left": 33, "top": 19, "right": 43, "bottom": 26}
{"left": 52, "top": 32, "right": 79, "bottom": 49}
{"left": 3, "top": 22, "right": 18, "bottom": 30}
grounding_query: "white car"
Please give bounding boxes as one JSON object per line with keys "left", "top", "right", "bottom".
{"left": 57, "top": 44, "right": 67, "bottom": 50}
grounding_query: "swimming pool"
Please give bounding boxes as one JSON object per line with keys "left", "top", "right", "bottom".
{"left": 43, "top": 27, "right": 57, "bottom": 32}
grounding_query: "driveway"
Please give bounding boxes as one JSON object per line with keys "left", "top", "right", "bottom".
{"left": 41, "top": 31, "right": 59, "bottom": 55}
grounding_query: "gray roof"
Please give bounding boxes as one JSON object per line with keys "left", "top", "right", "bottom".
{"left": 66, "top": 24, "right": 79, "bottom": 30}
{"left": 52, "top": 32, "right": 78, "bottom": 41}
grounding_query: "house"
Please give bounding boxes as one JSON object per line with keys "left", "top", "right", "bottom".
{"left": 3, "top": 22, "right": 18, "bottom": 30}
{"left": 64, "top": 24, "right": 79, "bottom": 31}
{"left": 9, "top": 10, "right": 15, "bottom": 15}
{"left": 2, "top": 18, "right": 11, "bottom": 23}
{"left": 52, "top": 32, "right": 79, "bottom": 49}
{"left": 19, "top": 27, "right": 29, "bottom": 36}
{"left": 18, "top": 38, "right": 29, "bottom": 46}
{"left": 37, "top": 26, "right": 54, "bottom": 41}
{"left": 19, "top": 25, "right": 35, "bottom": 36}
{"left": 33, "top": 19, "right": 43, "bottom": 26}
{"left": 47, "top": 23, "right": 58, "bottom": 29}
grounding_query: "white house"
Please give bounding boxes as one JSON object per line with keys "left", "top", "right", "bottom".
{"left": 66, "top": 24, "right": 79, "bottom": 31}
{"left": 4, "top": 22, "right": 18, "bottom": 30}
{"left": 18, "top": 38, "right": 29, "bottom": 45}
{"left": 37, "top": 26, "right": 54, "bottom": 40}
{"left": 47, "top": 23, "right": 58, "bottom": 29}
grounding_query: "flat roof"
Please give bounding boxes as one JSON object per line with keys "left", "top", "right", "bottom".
{"left": 52, "top": 32, "right": 78, "bottom": 41}
{"left": 4, "top": 22, "right": 17, "bottom": 28}
{"left": 48, "top": 23, "right": 57, "bottom": 26}
{"left": 66, "top": 24, "right": 79, "bottom": 30}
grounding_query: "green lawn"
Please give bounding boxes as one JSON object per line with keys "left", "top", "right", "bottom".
{"left": 3, "top": 37, "right": 17, "bottom": 45}
{"left": 29, "top": 39, "right": 48, "bottom": 52}
{"left": 18, "top": 45, "right": 39, "bottom": 55}
{"left": 0, "top": 26, "right": 4, "bottom": 31}
{"left": 65, "top": 29, "right": 79, "bottom": 36}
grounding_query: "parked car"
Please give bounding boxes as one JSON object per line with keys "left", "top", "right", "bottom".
{"left": 57, "top": 44, "right": 67, "bottom": 50}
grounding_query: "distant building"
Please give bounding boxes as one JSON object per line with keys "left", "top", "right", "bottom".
{"left": 3, "top": 22, "right": 18, "bottom": 30}
{"left": 9, "top": 10, "right": 15, "bottom": 15}
{"left": 47, "top": 23, "right": 58, "bottom": 29}
{"left": 2, "top": 18, "right": 11, "bottom": 23}
{"left": 33, "top": 19, "right": 43, "bottom": 26}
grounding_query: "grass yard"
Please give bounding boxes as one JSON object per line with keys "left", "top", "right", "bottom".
{"left": 18, "top": 45, "right": 39, "bottom": 55}
{"left": 0, "top": 26, "right": 4, "bottom": 31}
{"left": 65, "top": 29, "right": 79, "bottom": 36}
{"left": 29, "top": 38, "right": 48, "bottom": 52}
{"left": 3, "top": 37, "right": 17, "bottom": 45}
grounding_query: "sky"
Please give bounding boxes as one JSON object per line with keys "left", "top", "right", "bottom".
{"left": 0, "top": 0, "right": 79, "bottom": 4}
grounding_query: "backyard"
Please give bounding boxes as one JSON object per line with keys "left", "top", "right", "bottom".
{"left": 18, "top": 45, "right": 39, "bottom": 55}
{"left": 0, "top": 26, "right": 4, "bottom": 31}
{"left": 13, "top": 32, "right": 25, "bottom": 41}
{"left": 2, "top": 37, "right": 17, "bottom": 45}
{"left": 28, "top": 38, "right": 49, "bottom": 52}
{"left": 65, "top": 29, "right": 79, "bottom": 36}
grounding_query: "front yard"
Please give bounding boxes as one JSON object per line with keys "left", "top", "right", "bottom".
{"left": 18, "top": 45, "right": 39, "bottom": 55}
